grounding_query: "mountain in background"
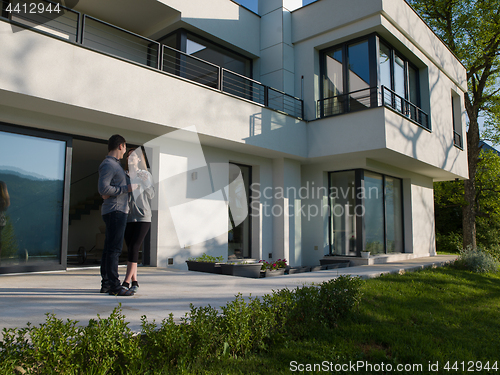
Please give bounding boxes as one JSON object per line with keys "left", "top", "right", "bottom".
{"left": 0, "top": 171, "right": 63, "bottom": 259}
{"left": 0, "top": 165, "right": 51, "bottom": 181}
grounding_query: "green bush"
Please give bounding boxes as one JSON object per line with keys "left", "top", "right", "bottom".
{"left": 436, "top": 231, "right": 463, "bottom": 254}
{"left": 0, "top": 277, "right": 363, "bottom": 374}
{"left": 454, "top": 246, "right": 500, "bottom": 273}
{"left": 262, "top": 275, "right": 363, "bottom": 338}
{"left": 140, "top": 313, "right": 189, "bottom": 370}
{"left": 0, "top": 306, "right": 143, "bottom": 375}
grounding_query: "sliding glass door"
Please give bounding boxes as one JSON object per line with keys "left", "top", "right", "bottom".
{"left": 0, "top": 126, "right": 70, "bottom": 273}
{"left": 329, "top": 170, "right": 404, "bottom": 256}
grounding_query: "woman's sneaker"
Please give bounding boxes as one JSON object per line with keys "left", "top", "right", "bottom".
{"left": 130, "top": 281, "right": 139, "bottom": 293}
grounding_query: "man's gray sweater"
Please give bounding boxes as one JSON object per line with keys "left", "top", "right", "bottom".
{"left": 98, "top": 156, "right": 129, "bottom": 215}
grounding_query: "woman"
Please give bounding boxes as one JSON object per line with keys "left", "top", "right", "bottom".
{"left": 0, "top": 181, "right": 10, "bottom": 260}
{"left": 122, "top": 148, "right": 154, "bottom": 293}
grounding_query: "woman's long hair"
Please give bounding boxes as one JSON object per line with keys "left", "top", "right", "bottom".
{"left": 0, "top": 181, "right": 10, "bottom": 211}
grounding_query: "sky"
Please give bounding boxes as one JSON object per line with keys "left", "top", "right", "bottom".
{"left": 0, "top": 131, "right": 66, "bottom": 180}
{"left": 234, "top": 0, "right": 317, "bottom": 13}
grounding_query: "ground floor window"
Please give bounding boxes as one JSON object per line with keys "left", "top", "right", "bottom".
{"left": 228, "top": 163, "right": 252, "bottom": 259}
{"left": 0, "top": 125, "right": 70, "bottom": 273}
{"left": 328, "top": 169, "right": 403, "bottom": 256}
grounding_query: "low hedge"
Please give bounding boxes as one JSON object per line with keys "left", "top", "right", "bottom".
{"left": 0, "top": 275, "right": 362, "bottom": 375}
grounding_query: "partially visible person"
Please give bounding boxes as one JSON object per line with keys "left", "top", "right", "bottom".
{"left": 0, "top": 181, "right": 10, "bottom": 261}
{"left": 122, "top": 148, "right": 154, "bottom": 293}
{"left": 98, "top": 135, "right": 134, "bottom": 296}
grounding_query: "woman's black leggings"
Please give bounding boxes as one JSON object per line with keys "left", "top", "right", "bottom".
{"left": 124, "top": 222, "right": 151, "bottom": 263}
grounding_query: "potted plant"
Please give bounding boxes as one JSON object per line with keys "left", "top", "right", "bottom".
{"left": 260, "top": 259, "right": 287, "bottom": 277}
{"left": 186, "top": 253, "right": 224, "bottom": 274}
{"left": 220, "top": 261, "right": 262, "bottom": 278}
{"left": 360, "top": 251, "right": 370, "bottom": 259}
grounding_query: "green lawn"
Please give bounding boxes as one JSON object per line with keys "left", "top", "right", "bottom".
{"left": 195, "top": 267, "right": 500, "bottom": 374}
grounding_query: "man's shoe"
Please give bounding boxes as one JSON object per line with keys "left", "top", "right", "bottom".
{"left": 109, "top": 286, "right": 134, "bottom": 296}
{"left": 100, "top": 287, "right": 110, "bottom": 293}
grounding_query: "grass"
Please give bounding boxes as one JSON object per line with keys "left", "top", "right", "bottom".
{"left": 192, "top": 266, "right": 500, "bottom": 374}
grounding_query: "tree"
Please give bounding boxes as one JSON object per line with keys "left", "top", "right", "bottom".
{"left": 435, "top": 149, "right": 500, "bottom": 254}
{"left": 408, "top": 0, "right": 500, "bottom": 248}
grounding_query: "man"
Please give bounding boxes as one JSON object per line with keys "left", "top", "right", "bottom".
{"left": 98, "top": 134, "right": 134, "bottom": 296}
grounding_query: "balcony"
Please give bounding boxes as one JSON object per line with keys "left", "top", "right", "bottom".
{"left": 317, "top": 86, "right": 430, "bottom": 131}
{"left": 1, "top": 0, "right": 303, "bottom": 119}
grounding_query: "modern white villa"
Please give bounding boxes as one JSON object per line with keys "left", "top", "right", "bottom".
{"left": 0, "top": 0, "right": 467, "bottom": 274}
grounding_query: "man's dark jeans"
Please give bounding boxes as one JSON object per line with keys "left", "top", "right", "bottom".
{"left": 101, "top": 211, "right": 128, "bottom": 291}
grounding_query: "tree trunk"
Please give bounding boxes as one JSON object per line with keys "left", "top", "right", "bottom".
{"left": 463, "top": 99, "right": 480, "bottom": 249}
{"left": 462, "top": 178, "right": 476, "bottom": 249}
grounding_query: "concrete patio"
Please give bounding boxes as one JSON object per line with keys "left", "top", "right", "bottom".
{"left": 0, "top": 255, "right": 456, "bottom": 335}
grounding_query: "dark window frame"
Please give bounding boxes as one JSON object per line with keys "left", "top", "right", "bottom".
{"left": 228, "top": 162, "right": 253, "bottom": 259}
{"left": 378, "top": 37, "right": 421, "bottom": 107}
{"left": 327, "top": 169, "right": 405, "bottom": 257}
{"left": 0, "top": 122, "right": 72, "bottom": 274}
{"left": 319, "top": 34, "right": 421, "bottom": 115}
{"left": 157, "top": 28, "right": 253, "bottom": 79}
{"left": 451, "top": 93, "right": 463, "bottom": 149}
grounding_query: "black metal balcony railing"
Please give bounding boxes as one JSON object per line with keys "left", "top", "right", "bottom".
{"left": 454, "top": 130, "right": 463, "bottom": 148}
{"left": 317, "top": 85, "right": 430, "bottom": 130}
{"left": 380, "top": 86, "right": 429, "bottom": 130}
{"left": 1, "top": 0, "right": 303, "bottom": 119}
{"left": 317, "top": 87, "right": 378, "bottom": 118}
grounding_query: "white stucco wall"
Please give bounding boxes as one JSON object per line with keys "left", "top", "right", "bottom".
{"left": 409, "top": 177, "right": 436, "bottom": 257}
{"left": 148, "top": 141, "right": 275, "bottom": 269}
{"left": 158, "top": 0, "right": 261, "bottom": 57}
{"left": 0, "top": 20, "right": 307, "bottom": 160}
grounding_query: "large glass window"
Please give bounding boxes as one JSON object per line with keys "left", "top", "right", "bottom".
{"left": 378, "top": 41, "right": 420, "bottom": 108}
{"left": 329, "top": 171, "right": 357, "bottom": 256}
{"left": 320, "top": 36, "right": 375, "bottom": 116}
{"left": 452, "top": 92, "right": 463, "bottom": 148}
{"left": 228, "top": 163, "right": 252, "bottom": 259}
{"left": 323, "top": 47, "right": 344, "bottom": 116}
{"left": 364, "top": 172, "right": 385, "bottom": 255}
{"left": 348, "top": 40, "right": 371, "bottom": 93}
{"left": 385, "top": 177, "right": 403, "bottom": 253}
{"left": 320, "top": 35, "right": 422, "bottom": 120}
{"left": 328, "top": 170, "right": 403, "bottom": 256}
{"left": 379, "top": 43, "right": 392, "bottom": 90}
{"left": 159, "top": 29, "right": 252, "bottom": 78}
{"left": 323, "top": 47, "right": 344, "bottom": 98}
{"left": 0, "top": 129, "right": 68, "bottom": 271}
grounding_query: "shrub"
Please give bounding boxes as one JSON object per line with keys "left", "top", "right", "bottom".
{"left": 220, "top": 294, "right": 275, "bottom": 357}
{"left": 188, "top": 253, "right": 224, "bottom": 262}
{"left": 262, "top": 275, "right": 363, "bottom": 338}
{"left": 140, "top": 314, "right": 189, "bottom": 370}
{"left": 0, "top": 277, "right": 363, "bottom": 373}
{"left": 0, "top": 306, "right": 143, "bottom": 375}
{"left": 454, "top": 246, "right": 500, "bottom": 273}
{"left": 436, "top": 231, "right": 463, "bottom": 254}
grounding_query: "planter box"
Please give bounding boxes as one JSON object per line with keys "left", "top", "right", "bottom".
{"left": 186, "top": 261, "right": 221, "bottom": 274}
{"left": 319, "top": 259, "right": 351, "bottom": 268}
{"left": 310, "top": 265, "right": 327, "bottom": 272}
{"left": 286, "top": 266, "right": 311, "bottom": 274}
{"left": 260, "top": 268, "right": 286, "bottom": 278}
{"left": 220, "top": 263, "right": 262, "bottom": 278}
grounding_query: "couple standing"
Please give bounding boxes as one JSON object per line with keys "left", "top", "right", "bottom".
{"left": 98, "top": 135, "right": 154, "bottom": 296}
